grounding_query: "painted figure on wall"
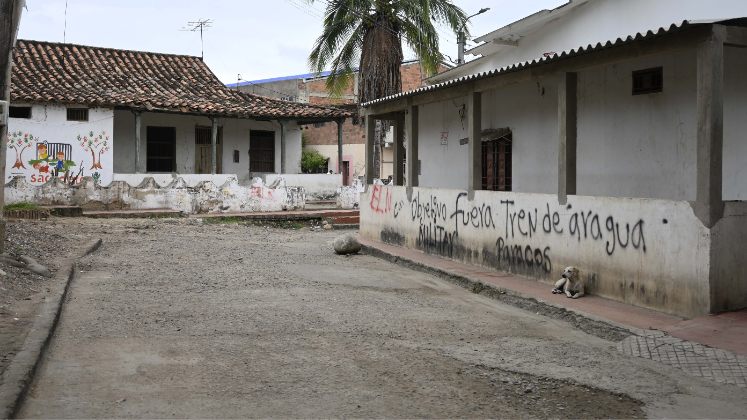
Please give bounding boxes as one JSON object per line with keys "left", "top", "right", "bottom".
{"left": 79, "top": 131, "right": 109, "bottom": 170}
{"left": 7, "top": 131, "right": 36, "bottom": 169}
{"left": 27, "top": 140, "right": 76, "bottom": 177}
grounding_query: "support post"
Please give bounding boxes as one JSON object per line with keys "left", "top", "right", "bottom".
{"left": 558, "top": 72, "right": 578, "bottom": 205}
{"left": 405, "top": 100, "right": 419, "bottom": 198}
{"left": 210, "top": 117, "right": 218, "bottom": 175}
{"left": 467, "top": 88, "right": 482, "bottom": 198}
{"left": 133, "top": 111, "right": 142, "bottom": 173}
{"left": 337, "top": 118, "right": 344, "bottom": 177}
{"left": 280, "top": 120, "right": 287, "bottom": 174}
{"left": 693, "top": 26, "right": 726, "bottom": 228}
{"left": 365, "top": 115, "right": 375, "bottom": 185}
{"left": 392, "top": 114, "right": 405, "bottom": 186}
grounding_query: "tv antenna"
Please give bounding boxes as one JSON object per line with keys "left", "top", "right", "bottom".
{"left": 180, "top": 18, "right": 213, "bottom": 59}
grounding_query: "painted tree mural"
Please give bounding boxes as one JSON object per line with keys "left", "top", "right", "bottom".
{"left": 78, "top": 130, "right": 109, "bottom": 170}
{"left": 7, "top": 131, "right": 36, "bottom": 169}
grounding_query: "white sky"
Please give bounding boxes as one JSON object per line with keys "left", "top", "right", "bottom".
{"left": 17, "top": 0, "right": 568, "bottom": 84}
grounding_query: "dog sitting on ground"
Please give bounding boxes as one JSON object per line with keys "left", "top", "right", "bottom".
{"left": 551, "top": 267, "right": 584, "bottom": 299}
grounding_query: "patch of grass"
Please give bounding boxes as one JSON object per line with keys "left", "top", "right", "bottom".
{"left": 203, "top": 216, "right": 244, "bottom": 224}
{"left": 471, "top": 282, "right": 484, "bottom": 294}
{"left": 277, "top": 221, "right": 304, "bottom": 230}
{"left": 3, "top": 202, "right": 40, "bottom": 211}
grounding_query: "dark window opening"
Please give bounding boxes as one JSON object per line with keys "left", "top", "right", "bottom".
{"left": 66, "top": 108, "right": 89, "bottom": 121}
{"left": 250, "top": 130, "right": 275, "bottom": 173}
{"left": 633, "top": 67, "right": 663, "bottom": 95}
{"left": 482, "top": 132, "right": 512, "bottom": 191}
{"left": 352, "top": 115, "right": 359, "bottom": 125}
{"left": 146, "top": 126, "right": 176, "bottom": 172}
{"left": 9, "top": 106, "right": 31, "bottom": 119}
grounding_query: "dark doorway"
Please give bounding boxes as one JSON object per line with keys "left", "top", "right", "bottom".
{"left": 249, "top": 130, "right": 275, "bottom": 173}
{"left": 482, "top": 132, "right": 512, "bottom": 191}
{"left": 343, "top": 160, "right": 350, "bottom": 185}
{"left": 146, "top": 126, "right": 176, "bottom": 172}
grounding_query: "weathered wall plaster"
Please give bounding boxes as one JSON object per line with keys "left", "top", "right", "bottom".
{"left": 6, "top": 105, "right": 114, "bottom": 186}
{"left": 337, "top": 179, "right": 365, "bottom": 209}
{"left": 265, "top": 173, "right": 342, "bottom": 201}
{"left": 4, "top": 175, "right": 304, "bottom": 214}
{"left": 360, "top": 185, "right": 726, "bottom": 318}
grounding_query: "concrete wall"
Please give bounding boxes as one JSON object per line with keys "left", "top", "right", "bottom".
{"left": 577, "top": 50, "right": 697, "bottom": 201}
{"left": 5, "top": 175, "right": 304, "bottom": 214}
{"left": 265, "top": 173, "right": 342, "bottom": 201}
{"left": 449, "top": 0, "right": 747, "bottom": 83}
{"left": 113, "top": 111, "right": 302, "bottom": 182}
{"left": 360, "top": 185, "right": 717, "bottom": 318}
{"left": 6, "top": 104, "right": 114, "bottom": 185}
{"left": 112, "top": 173, "right": 238, "bottom": 188}
{"left": 305, "top": 143, "right": 365, "bottom": 183}
{"left": 238, "top": 79, "right": 303, "bottom": 102}
{"left": 723, "top": 46, "right": 747, "bottom": 201}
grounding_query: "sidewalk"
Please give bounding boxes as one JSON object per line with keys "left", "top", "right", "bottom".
{"left": 358, "top": 237, "right": 747, "bottom": 357}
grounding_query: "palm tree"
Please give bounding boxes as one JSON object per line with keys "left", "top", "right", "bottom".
{"left": 305, "top": 0, "right": 470, "bottom": 179}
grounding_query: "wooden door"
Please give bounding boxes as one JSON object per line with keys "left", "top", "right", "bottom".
{"left": 195, "top": 126, "right": 222, "bottom": 174}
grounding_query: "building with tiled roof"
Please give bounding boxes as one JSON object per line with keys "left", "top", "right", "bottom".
{"left": 6, "top": 39, "right": 354, "bottom": 187}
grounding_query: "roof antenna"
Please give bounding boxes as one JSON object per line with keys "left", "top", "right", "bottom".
{"left": 180, "top": 18, "right": 213, "bottom": 59}
{"left": 236, "top": 74, "right": 243, "bottom": 91}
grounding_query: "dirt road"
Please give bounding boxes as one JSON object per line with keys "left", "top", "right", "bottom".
{"left": 16, "top": 218, "right": 747, "bottom": 418}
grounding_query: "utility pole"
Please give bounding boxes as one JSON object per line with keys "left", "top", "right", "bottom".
{"left": 457, "top": 8, "right": 490, "bottom": 65}
{"left": 0, "top": 0, "right": 24, "bottom": 253}
{"left": 180, "top": 18, "right": 213, "bottom": 59}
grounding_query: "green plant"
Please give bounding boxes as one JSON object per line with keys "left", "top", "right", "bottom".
{"left": 301, "top": 149, "right": 328, "bottom": 173}
{"left": 203, "top": 216, "right": 244, "bottom": 224}
{"left": 3, "top": 202, "right": 40, "bottom": 211}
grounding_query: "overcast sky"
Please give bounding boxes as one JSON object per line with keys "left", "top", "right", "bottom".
{"left": 17, "top": 0, "right": 567, "bottom": 84}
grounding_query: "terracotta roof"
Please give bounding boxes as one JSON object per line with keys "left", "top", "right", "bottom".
{"left": 11, "top": 39, "right": 353, "bottom": 120}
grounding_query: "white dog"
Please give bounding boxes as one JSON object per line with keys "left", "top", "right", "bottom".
{"left": 551, "top": 267, "right": 584, "bottom": 299}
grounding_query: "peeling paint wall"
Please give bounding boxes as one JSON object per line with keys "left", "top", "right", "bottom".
{"left": 4, "top": 175, "right": 304, "bottom": 214}
{"left": 360, "top": 185, "right": 721, "bottom": 318}
{"left": 337, "top": 179, "right": 364, "bottom": 209}
{"left": 265, "top": 173, "right": 342, "bottom": 201}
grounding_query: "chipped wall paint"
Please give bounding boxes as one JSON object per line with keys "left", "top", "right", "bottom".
{"left": 359, "top": 185, "right": 747, "bottom": 318}
{"left": 4, "top": 175, "right": 304, "bottom": 214}
{"left": 337, "top": 178, "right": 364, "bottom": 209}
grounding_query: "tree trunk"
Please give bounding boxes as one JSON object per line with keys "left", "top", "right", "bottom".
{"left": 89, "top": 148, "right": 103, "bottom": 170}
{"left": 373, "top": 120, "right": 381, "bottom": 180}
{"left": 0, "top": 0, "right": 24, "bottom": 253}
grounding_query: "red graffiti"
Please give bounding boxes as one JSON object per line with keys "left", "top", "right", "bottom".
{"left": 370, "top": 185, "right": 392, "bottom": 214}
{"left": 250, "top": 186, "right": 276, "bottom": 200}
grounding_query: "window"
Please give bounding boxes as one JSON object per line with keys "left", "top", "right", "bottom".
{"left": 633, "top": 67, "right": 663, "bottom": 95}
{"left": 146, "top": 126, "right": 176, "bottom": 172}
{"left": 249, "top": 130, "right": 275, "bottom": 172}
{"left": 482, "top": 132, "right": 512, "bottom": 191}
{"left": 9, "top": 106, "right": 31, "bottom": 119}
{"left": 66, "top": 108, "right": 89, "bottom": 121}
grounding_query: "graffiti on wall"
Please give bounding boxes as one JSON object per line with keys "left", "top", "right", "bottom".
{"left": 371, "top": 186, "right": 648, "bottom": 274}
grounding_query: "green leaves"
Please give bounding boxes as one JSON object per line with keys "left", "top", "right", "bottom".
{"left": 301, "top": 149, "right": 329, "bottom": 173}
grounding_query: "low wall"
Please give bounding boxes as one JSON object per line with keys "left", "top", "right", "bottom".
{"left": 4, "top": 176, "right": 304, "bottom": 214}
{"left": 265, "top": 173, "right": 341, "bottom": 201}
{"left": 113, "top": 173, "right": 238, "bottom": 188}
{"left": 360, "top": 185, "right": 716, "bottom": 318}
{"left": 337, "top": 179, "right": 365, "bottom": 209}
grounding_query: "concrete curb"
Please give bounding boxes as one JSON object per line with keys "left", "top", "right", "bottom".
{"left": 0, "top": 238, "right": 103, "bottom": 419}
{"left": 360, "top": 243, "right": 647, "bottom": 342}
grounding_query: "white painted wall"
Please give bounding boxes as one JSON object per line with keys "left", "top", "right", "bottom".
{"left": 112, "top": 173, "right": 237, "bottom": 188}
{"left": 723, "top": 46, "right": 747, "bottom": 201}
{"left": 113, "top": 111, "right": 302, "bottom": 181}
{"left": 361, "top": 185, "right": 714, "bottom": 318}
{"left": 449, "top": 0, "right": 747, "bottom": 82}
{"left": 265, "top": 173, "right": 342, "bottom": 200}
{"left": 418, "top": 79, "right": 559, "bottom": 193}
{"left": 577, "top": 50, "right": 697, "bottom": 201}
{"left": 6, "top": 104, "right": 114, "bottom": 185}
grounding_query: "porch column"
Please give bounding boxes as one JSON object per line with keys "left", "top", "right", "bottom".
{"left": 558, "top": 72, "right": 578, "bottom": 205}
{"left": 133, "top": 111, "right": 142, "bottom": 173}
{"left": 280, "top": 120, "right": 287, "bottom": 173}
{"left": 392, "top": 115, "right": 405, "bottom": 186}
{"left": 211, "top": 117, "right": 218, "bottom": 175}
{"left": 467, "top": 89, "right": 482, "bottom": 199}
{"left": 337, "top": 118, "right": 344, "bottom": 176}
{"left": 693, "top": 26, "right": 726, "bottom": 228}
{"left": 365, "top": 115, "right": 375, "bottom": 185}
{"left": 405, "top": 100, "right": 419, "bottom": 195}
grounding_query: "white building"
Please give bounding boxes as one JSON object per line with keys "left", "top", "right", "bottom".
{"left": 6, "top": 40, "right": 351, "bottom": 190}
{"left": 359, "top": 3, "right": 747, "bottom": 318}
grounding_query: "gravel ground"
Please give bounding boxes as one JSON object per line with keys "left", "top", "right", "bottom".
{"left": 9, "top": 217, "right": 747, "bottom": 419}
{"left": 0, "top": 220, "right": 83, "bottom": 378}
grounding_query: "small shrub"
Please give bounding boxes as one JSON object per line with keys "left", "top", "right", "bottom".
{"left": 3, "top": 202, "right": 40, "bottom": 211}
{"left": 301, "top": 149, "right": 328, "bottom": 173}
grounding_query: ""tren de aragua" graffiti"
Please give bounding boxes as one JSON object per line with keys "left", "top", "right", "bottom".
{"left": 369, "top": 186, "right": 647, "bottom": 274}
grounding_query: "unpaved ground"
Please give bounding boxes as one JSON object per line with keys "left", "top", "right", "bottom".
{"left": 13, "top": 218, "right": 747, "bottom": 419}
{"left": 0, "top": 221, "right": 81, "bottom": 378}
